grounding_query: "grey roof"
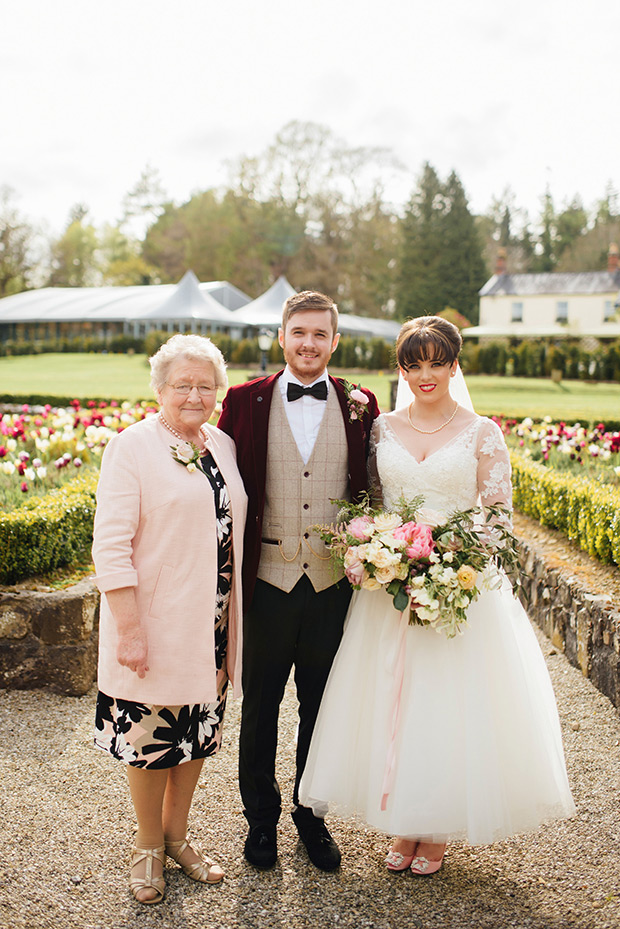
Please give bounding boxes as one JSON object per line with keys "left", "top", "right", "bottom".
{"left": 480, "top": 270, "right": 620, "bottom": 297}
{"left": 200, "top": 281, "right": 251, "bottom": 311}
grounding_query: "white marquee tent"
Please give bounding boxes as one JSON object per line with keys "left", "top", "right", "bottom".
{"left": 0, "top": 272, "right": 400, "bottom": 343}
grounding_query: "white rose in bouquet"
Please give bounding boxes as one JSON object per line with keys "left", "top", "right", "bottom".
{"left": 373, "top": 512, "right": 403, "bottom": 532}
{"left": 374, "top": 564, "right": 398, "bottom": 584}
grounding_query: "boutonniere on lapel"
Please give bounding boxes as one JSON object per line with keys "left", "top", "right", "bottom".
{"left": 170, "top": 441, "right": 206, "bottom": 474}
{"left": 342, "top": 380, "right": 370, "bottom": 422}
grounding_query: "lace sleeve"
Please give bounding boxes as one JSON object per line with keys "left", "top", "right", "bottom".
{"left": 368, "top": 417, "right": 384, "bottom": 507}
{"left": 475, "top": 418, "right": 513, "bottom": 529}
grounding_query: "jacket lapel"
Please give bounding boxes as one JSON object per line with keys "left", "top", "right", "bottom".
{"left": 248, "top": 372, "right": 281, "bottom": 497}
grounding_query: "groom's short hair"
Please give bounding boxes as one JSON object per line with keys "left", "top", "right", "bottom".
{"left": 282, "top": 291, "right": 339, "bottom": 336}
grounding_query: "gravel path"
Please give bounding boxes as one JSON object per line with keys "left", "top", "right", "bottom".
{"left": 0, "top": 623, "right": 618, "bottom": 929}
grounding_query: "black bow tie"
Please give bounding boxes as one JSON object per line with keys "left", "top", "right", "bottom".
{"left": 286, "top": 381, "right": 328, "bottom": 402}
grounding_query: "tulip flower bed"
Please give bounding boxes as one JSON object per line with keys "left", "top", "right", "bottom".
{"left": 3, "top": 405, "right": 620, "bottom": 581}
{"left": 492, "top": 417, "right": 620, "bottom": 568}
{"left": 0, "top": 400, "right": 157, "bottom": 582}
{"left": 498, "top": 416, "right": 620, "bottom": 487}
{"left": 1, "top": 400, "right": 158, "bottom": 511}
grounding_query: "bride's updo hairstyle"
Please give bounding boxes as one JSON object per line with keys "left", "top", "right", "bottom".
{"left": 396, "top": 315, "right": 462, "bottom": 371}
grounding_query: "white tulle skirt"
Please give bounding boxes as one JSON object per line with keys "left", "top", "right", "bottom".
{"left": 299, "top": 578, "right": 575, "bottom": 844}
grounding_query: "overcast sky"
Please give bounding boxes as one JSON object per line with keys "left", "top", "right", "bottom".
{"left": 3, "top": 0, "right": 618, "bottom": 236}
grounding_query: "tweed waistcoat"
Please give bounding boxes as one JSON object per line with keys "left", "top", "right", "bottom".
{"left": 257, "top": 385, "right": 349, "bottom": 593}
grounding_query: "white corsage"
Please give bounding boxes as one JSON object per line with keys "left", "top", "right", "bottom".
{"left": 170, "top": 441, "right": 205, "bottom": 474}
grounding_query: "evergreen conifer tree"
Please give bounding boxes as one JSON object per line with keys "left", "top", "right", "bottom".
{"left": 396, "top": 164, "right": 485, "bottom": 323}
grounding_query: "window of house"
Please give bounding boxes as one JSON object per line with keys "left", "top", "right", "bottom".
{"left": 511, "top": 302, "right": 523, "bottom": 322}
{"left": 556, "top": 301, "right": 568, "bottom": 323}
{"left": 604, "top": 300, "right": 618, "bottom": 322}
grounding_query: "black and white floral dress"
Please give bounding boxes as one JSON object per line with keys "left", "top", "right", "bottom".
{"left": 94, "top": 452, "right": 233, "bottom": 769}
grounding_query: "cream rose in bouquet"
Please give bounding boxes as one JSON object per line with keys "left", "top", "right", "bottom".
{"left": 316, "top": 494, "right": 520, "bottom": 638}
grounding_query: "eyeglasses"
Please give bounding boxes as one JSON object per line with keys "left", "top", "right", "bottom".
{"left": 166, "top": 383, "right": 217, "bottom": 396}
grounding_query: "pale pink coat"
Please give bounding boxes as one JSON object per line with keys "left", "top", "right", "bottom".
{"left": 92, "top": 414, "right": 247, "bottom": 705}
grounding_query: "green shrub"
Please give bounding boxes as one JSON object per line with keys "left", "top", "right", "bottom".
{"left": 511, "top": 451, "right": 620, "bottom": 567}
{"left": 143, "top": 330, "right": 169, "bottom": 358}
{"left": 231, "top": 339, "right": 259, "bottom": 364}
{"left": 0, "top": 472, "right": 99, "bottom": 583}
{"left": 0, "top": 393, "right": 152, "bottom": 407}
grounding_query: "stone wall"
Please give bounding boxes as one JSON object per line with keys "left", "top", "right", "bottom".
{"left": 517, "top": 543, "right": 620, "bottom": 711}
{"left": 0, "top": 578, "right": 99, "bottom": 696}
{"left": 0, "top": 538, "right": 618, "bottom": 708}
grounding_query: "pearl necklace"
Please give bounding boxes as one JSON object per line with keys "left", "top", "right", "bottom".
{"left": 159, "top": 412, "right": 206, "bottom": 449}
{"left": 407, "top": 402, "right": 459, "bottom": 435}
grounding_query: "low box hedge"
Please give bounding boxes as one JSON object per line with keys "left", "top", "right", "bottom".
{"left": 510, "top": 452, "right": 620, "bottom": 567}
{"left": 0, "top": 472, "right": 99, "bottom": 584}
{"left": 3, "top": 452, "right": 619, "bottom": 584}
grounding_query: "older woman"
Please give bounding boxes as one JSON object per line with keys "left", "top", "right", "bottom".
{"left": 92, "top": 334, "right": 247, "bottom": 904}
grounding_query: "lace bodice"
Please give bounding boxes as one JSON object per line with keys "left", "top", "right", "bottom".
{"left": 372, "top": 415, "right": 512, "bottom": 519}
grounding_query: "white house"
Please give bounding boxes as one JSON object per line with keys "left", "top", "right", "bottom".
{"left": 465, "top": 244, "right": 620, "bottom": 341}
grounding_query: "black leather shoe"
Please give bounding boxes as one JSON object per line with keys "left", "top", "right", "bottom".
{"left": 292, "top": 808, "right": 341, "bottom": 871}
{"left": 244, "top": 825, "right": 277, "bottom": 869}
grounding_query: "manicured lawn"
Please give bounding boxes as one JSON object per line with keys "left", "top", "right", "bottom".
{"left": 1, "top": 354, "right": 620, "bottom": 422}
{"left": 0, "top": 353, "right": 158, "bottom": 401}
{"left": 465, "top": 375, "right": 620, "bottom": 422}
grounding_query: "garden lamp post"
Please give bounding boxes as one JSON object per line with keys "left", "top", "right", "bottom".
{"left": 257, "top": 329, "right": 274, "bottom": 374}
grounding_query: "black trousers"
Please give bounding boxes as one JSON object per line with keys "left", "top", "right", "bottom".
{"left": 239, "top": 574, "right": 352, "bottom": 829}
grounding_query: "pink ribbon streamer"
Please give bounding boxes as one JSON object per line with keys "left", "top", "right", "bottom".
{"left": 380, "top": 608, "right": 409, "bottom": 810}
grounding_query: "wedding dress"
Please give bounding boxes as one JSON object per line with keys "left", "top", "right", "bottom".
{"left": 299, "top": 413, "right": 575, "bottom": 844}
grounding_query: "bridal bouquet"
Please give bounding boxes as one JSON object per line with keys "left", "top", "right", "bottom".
{"left": 317, "top": 495, "right": 520, "bottom": 638}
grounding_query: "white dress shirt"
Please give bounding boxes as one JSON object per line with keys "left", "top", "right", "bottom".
{"left": 279, "top": 366, "right": 330, "bottom": 464}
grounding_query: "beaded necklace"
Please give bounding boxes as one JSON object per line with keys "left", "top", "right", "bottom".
{"left": 407, "top": 402, "right": 459, "bottom": 435}
{"left": 159, "top": 412, "right": 207, "bottom": 451}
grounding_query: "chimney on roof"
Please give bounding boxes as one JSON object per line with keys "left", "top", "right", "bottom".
{"left": 608, "top": 243, "right": 619, "bottom": 273}
{"left": 495, "top": 247, "right": 507, "bottom": 276}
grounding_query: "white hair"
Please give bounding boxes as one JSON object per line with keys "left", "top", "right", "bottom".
{"left": 149, "top": 334, "right": 228, "bottom": 394}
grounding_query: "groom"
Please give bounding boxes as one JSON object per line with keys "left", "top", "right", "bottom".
{"left": 218, "top": 290, "right": 379, "bottom": 871}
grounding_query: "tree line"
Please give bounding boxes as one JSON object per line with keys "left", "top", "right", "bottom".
{"left": 1, "top": 121, "right": 619, "bottom": 324}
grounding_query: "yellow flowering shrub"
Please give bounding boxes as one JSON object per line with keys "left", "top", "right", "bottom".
{"left": 510, "top": 452, "right": 620, "bottom": 567}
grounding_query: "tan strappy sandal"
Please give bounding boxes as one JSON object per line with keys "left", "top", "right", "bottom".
{"left": 129, "top": 843, "right": 166, "bottom": 904}
{"left": 165, "top": 837, "right": 224, "bottom": 884}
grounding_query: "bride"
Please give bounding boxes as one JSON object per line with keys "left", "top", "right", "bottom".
{"left": 298, "top": 316, "right": 575, "bottom": 875}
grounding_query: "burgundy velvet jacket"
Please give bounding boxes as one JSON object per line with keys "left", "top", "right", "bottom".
{"left": 218, "top": 371, "right": 380, "bottom": 606}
